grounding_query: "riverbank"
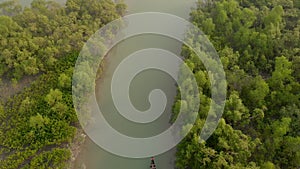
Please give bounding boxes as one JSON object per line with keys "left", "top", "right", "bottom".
{"left": 67, "top": 128, "right": 86, "bottom": 169}
{"left": 68, "top": 57, "right": 109, "bottom": 169}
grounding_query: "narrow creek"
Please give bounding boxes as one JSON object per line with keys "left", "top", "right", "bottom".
{"left": 73, "top": 0, "right": 197, "bottom": 168}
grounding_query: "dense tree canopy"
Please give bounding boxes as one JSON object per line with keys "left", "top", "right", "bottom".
{"left": 0, "top": 0, "right": 125, "bottom": 168}
{"left": 0, "top": 0, "right": 122, "bottom": 82}
{"left": 175, "top": 0, "right": 300, "bottom": 168}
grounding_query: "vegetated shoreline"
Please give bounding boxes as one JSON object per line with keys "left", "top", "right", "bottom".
{"left": 0, "top": 66, "right": 89, "bottom": 169}
{"left": 0, "top": 0, "right": 128, "bottom": 167}
{"left": 67, "top": 51, "right": 110, "bottom": 168}
{"left": 67, "top": 128, "right": 86, "bottom": 169}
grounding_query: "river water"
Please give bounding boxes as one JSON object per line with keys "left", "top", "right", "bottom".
{"left": 73, "top": 0, "right": 197, "bottom": 169}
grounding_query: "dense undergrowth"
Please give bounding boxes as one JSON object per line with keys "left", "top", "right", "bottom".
{"left": 0, "top": 0, "right": 125, "bottom": 168}
{"left": 174, "top": 0, "right": 300, "bottom": 168}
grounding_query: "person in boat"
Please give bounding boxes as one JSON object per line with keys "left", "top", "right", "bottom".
{"left": 150, "top": 157, "right": 156, "bottom": 169}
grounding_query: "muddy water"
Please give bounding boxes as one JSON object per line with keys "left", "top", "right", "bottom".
{"left": 73, "top": 0, "right": 197, "bottom": 168}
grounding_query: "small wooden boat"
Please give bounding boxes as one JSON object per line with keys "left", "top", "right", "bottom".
{"left": 150, "top": 157, "right": 157, "bottom": 169}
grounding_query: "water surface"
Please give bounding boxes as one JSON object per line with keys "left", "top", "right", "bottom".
{"left": 74, "top": 1, "right": 197, "bottom": 169}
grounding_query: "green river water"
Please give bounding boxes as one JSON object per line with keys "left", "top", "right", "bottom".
{"left": 73, "top": 1, "right": 197, "bottom": 168}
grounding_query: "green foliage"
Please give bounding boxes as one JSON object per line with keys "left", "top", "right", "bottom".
{"left": 58, "top": 73, "right": 71, "bottom": 89}
{"left": 45, "top": 89, "right": 63, "bottom": 106}
{"left": 0, "top": 0, "right": 123, "bottom": 168}
{"left": 241, "top": 76, "right": 269, "bottom": 109}
{"left": 224, "top": 91, "right": 250, "bottom": 127}
{"left": 23, "top": 148, "right": 71, "bottom": 169}
{"left": 0, "top": 0, "right": 121, "bottom": 81}
{"left": 261, "top": 161, "right": 276, "bottom": 169}
{"left": 0, "top": 0, "right": 22, "bottom": 16}
{"left": 0, "top": 103, "right": 4, "bottom": 119}
{"left": 0, "top": 54, "right": 78, "bottom": 168}
{"left": 175, "top": 0, "right": 300, "bottom": 168}
{"left": 115, "top": 0, "right": 127, "bottom": 16}
{"left": 29, "top": 113, "right": 50, "bottom": 128}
